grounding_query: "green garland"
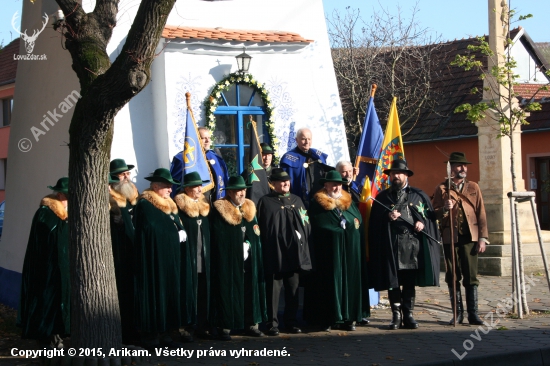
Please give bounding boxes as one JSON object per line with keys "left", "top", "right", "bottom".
{"left": 204, "top": 72, "right": 279, "bottom": 161}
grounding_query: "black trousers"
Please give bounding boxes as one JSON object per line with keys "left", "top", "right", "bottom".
{"left": 265, "top": 271, "right": 300, "bottom": 329}
{"left": 444, "top": 242, "right": 479, "bottom": 286}
{"left": 389, "top": 269, "right": 417, "bottom": 302}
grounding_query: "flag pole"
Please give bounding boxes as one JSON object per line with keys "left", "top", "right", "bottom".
{"left": 185, "top": 92, "right": 215, "bottom": 191}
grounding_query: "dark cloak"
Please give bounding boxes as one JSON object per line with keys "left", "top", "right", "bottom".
{"left": 368, "top": 186, "right": 441, "bottom": 291}
{"left": 174, "top": 192, "right": 211, "bottom": 326}
{"left": 134, "top": 189, "right": 184, "bottom": 333}
{"left": 304, "top": 190, "right": 367, "bottom": 326}
{"left": 17, "top": 195, "right": 70, "bottom": 339}
{"left": 209, "top": 198, "right": 267, "bottom": 329}
{"left": 109, "top": 190, "right": 136, "bottom": 339}
{"left": 256, "top": 192, "right": 312, "bottom": 275}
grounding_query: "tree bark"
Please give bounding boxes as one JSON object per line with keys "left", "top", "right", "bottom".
{"left": 56, "top": 0, "right": 177, "bottom": 349}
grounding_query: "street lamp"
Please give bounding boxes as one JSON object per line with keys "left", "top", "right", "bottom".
{"left": 235, "top": 47, "right": 252, "bottom": 74}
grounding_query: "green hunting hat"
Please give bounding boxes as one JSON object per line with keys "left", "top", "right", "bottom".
{"left": 383, "top": 159, "right": 414, "bottom": 177}
{"left": 181, "top": 171, "right": 210, "bottom": 188}
{"left": 447, "top": 152, "right": 472, "bottom": 165}
{"left": 224, "top": 176, "right": 252, "bottom": 190}
{"left": 109, "top": 174, "right": 120, "bottom": 184}
{"left": 109, "top": 159, "right": 135, "bottom": 174}
{"left": 319, "top": 170, "right": 347, "bottom": 184}
{"left": 270, "top": 168, "right": 290, "bottom": 182}
{"left": 144, "top": 168, "right": 180, "bottom": 185}
{"left": 48, "top": 177, "right": 69, "bottom": 194}
{"left": 260, "top": 143, "right": 274, "bottom": 154}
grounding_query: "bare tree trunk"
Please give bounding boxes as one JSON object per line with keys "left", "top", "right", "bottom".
{"left": 56, "top": 0, "right": 177, "bottom": 349}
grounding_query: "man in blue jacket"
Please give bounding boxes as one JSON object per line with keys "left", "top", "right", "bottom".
{"left": 280, "top": 128, "right": 330, "bottom": 207}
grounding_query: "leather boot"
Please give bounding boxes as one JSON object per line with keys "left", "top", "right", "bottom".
{"left": 388, "top": 289, "right": 402, "bottom": 330}
{"left": 448, "top": 284, "right": 464, "bottom": 325}
{"left": 465, "top": 285, "right": 484, "bottom": 325}
{"left": 401, "top": 297, "right": 419, "bottom": 329}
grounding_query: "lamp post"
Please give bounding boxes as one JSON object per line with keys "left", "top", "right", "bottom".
{"left": 235, "top": 47, "right": 252, "bottom": 74}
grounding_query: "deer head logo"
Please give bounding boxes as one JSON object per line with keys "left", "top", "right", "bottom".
{"left": 12, "top": 12, "right": 49, "bottom": 54}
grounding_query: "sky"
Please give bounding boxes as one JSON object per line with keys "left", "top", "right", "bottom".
{"left": 1, "top": 0, "right": 549, "bottom": 48}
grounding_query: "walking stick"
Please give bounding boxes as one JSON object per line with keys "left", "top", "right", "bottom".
{"left": 447, "top": 162, "right": 457, "bottom": 327}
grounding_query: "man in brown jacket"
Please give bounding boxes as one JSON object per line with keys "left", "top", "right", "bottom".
{"left": 432, "top": 152, "right": 489, "bottom": 326}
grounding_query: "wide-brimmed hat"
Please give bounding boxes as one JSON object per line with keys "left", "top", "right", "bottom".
{"left": 270, "top": 168, "right": 290, "bottom": 182}
{"left": 319, "top": 170, "right": 347, "bottom": 184}
{"left": 109, "top": 175, "right": 120, "bottom": 184}
{"left": 260, "top": 143, "right": 274, "bottom": 154}
{"left": 181, "top": 171, "right": 210, "bottom": 188}
{"left": 447, "top": 152, "right": 472, "bottom": 165}
{"left": 144, "top": 168, "right": 180, "bottom": 185}
{"left": 48, "top": 177, "right": 69, "bottom": 194}
{"left": 110, "top": 159, "right": 135, "bottom": 174}
{"left": 224, "top": 176, "right": 252, "bottom": 190}
{"left": 383, "top": 159, "right": 414, "bottom": 177}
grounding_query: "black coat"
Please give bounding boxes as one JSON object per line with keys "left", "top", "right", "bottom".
{"left": 368, "top": 186, "right": 441, "bottom": 291}
{"left": 257, "top": 192, "right": 312, "bottom": 275}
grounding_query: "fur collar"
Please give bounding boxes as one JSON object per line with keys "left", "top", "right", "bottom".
{"left": 174, "top": 192, "right": 210, "bottom": 217}
{"left": 140, "top": 189, "right": 178, "bottom": 215}
{"left": 109, "top": 189, "right": 127, "bottom": 208}
{"left": 313, "top": 189, "right": 352, "bottom": 211}
{"left": 213, "top": 197, "right": 256, "bottom": 225}
{"left": 41, "top": 194, "right": 68, "bottom": 220}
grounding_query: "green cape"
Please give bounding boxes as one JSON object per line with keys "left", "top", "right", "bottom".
{"left": 209, "top": 198, "right": 267, "bottom": 329}
{"left": 17, "top": 196, "right": 70, "bottom": 339}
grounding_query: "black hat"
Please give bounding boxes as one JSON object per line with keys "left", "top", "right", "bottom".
{"left": 110, "top": 159, "right": 135, "bottom": 174}
{"left": 270, "top": 168, "right": 290, "bottom": 182}
{"left": 224, "top": 176, "right": 252, "bottom": 190}
{"left": 48, "top": 177, "right": 69, "bottom": 194}
{"left": 144, "top": 168, "right": 180, "bottom": 185}
{"left": 383, "top": 159, "right": 414, "bottom": 177}
{"left": 447, "top": 152, "right": 472, "bottom": 165}
{"left": 260, "top": 143, "right": 274, "bottom": 154}
{"left": 319, "top": 170, "right": 348, "bottom": 184}
{"left": 181, "top": 171, "right": 210, "bottom": 187}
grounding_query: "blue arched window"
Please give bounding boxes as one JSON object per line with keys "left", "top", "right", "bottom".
{"left": 212, "top": 83, "right": 270, "bottom": 175}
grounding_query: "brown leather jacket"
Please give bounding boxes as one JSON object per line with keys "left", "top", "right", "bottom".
{"left": 431, "top": 180, "right": 488, "bottom": 244}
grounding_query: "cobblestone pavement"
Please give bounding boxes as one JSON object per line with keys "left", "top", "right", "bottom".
{"left": 2, "top": 273, "right": 550, "bottom": 365}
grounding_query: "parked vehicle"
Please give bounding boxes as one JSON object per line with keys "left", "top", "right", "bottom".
{"left": 0, "top": 201, "right": 5, "bottom": 238}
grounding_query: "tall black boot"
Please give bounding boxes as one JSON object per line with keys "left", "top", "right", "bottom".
{"left": 401, "top": 297, "right": 419, "bottom": 329}
{"left": 388, "top": 289, "right": 402, "bottom": 330}
{"left": 448, "top": 284, "right": 464, "bottom": 325}
{"left": 465, "top": 285, "right": 484, "bottom": 325}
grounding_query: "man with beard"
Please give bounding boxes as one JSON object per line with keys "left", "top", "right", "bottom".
{"left": 431, "top": 152, "right": 488, "bottom": 326}
{"left": 280, "top": 128, "right": 330, "bottom": 207}
{"left": 110, "top": 158, "right": 140, "bottom": 206}
{"left": 174, "top": 172, "right": 212, "bottom": 341}
{"left": 257, "top": 168, "right": 311, "bottom": 336}
{"left": 134, "top": 168, "right": 187, "bottom": 348}
{"left": 210, "top": 176, "right": 267, "bottom": 340}
{"left": 305, "top": 171, "right": 368, "bottom": 332}
{"left": 369, "top": 159, "right": 440, "bottom": 330}
{"left": 108, "top": 174, "right": 137, "bottom": 343}
{"left": 336, "top": 160, "right": 361, "bottom": 202}
{"left": 18, "top": 177, "right": 70, "bottom": 348}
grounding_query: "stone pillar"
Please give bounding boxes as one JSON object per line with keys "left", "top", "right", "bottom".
{"left": 476, "top": 0, "right": 550, "bottom": 275}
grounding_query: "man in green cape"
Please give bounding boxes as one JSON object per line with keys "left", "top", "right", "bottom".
{"left": 304, "top": 171, "right": 368, "bottom": 332}
{"left": 108, "top": 166, "right": 138, "bottom": 344}
{"left": 17, "top": 177, "right": 70, "bottom": 348}
{"left": 174, "top": 172, "right": 212, "bottom": 341}
{"left": 134, "top": 168, "right": 186, "bottom": 348}
{"left": 210, "top": 176, "right": 267, "bottom": 340}
{"left": 368, "top": 159, "right": 440, "bottom": 330}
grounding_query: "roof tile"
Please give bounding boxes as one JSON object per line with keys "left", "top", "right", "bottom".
{"left": 162, "top": 26, "right": 313, "bottom": 44}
